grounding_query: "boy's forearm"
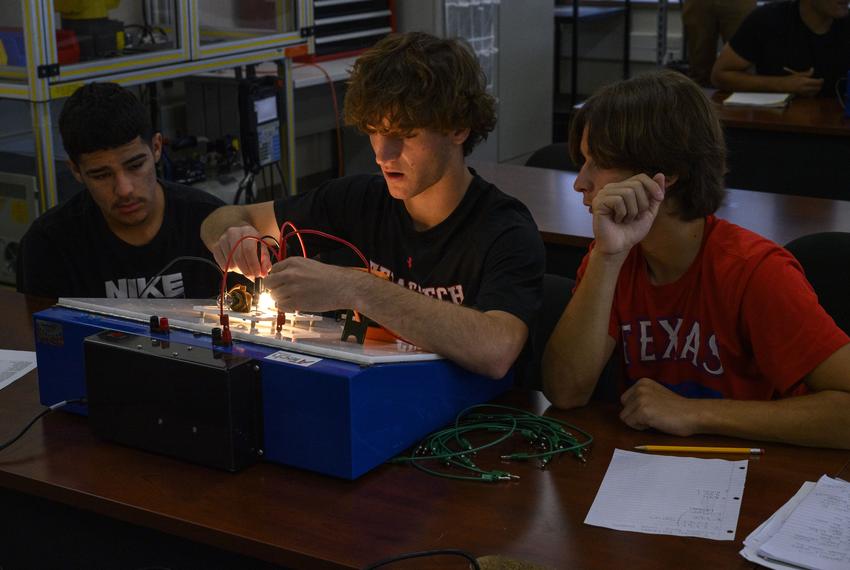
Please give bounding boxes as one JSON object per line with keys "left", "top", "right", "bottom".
{"left": 543, "top": 250, "right": 626, "bottom": 408}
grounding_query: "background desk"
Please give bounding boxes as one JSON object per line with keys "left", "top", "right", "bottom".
{"left": 469, "top": 160, "right": 850, "bottom": 276}
{"left": 712, "top": 94, "right": 850, "bottom": 200}
{"left": 1, "top": 289, "right": 849, "bottom": 569}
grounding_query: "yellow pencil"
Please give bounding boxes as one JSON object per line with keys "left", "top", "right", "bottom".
{"left": 635, "top": 445, "right": 764, "bottom": 455}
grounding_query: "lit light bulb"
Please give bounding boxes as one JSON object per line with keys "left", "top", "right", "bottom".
{"left": 257, "top": 290, "right": 276, "bottom": 312}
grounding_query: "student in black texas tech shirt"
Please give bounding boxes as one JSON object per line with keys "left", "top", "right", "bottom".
{"left": 202, "top": 32, "right": 546, "bottom": 379}
{"left": 17, "top": 82, "right": 223, "bottom": 299}
{"left": 711, "top": 0, "right": 850, "bottom": 97}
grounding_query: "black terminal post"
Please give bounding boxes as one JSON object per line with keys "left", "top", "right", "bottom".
{"left": 340, "top": 310, "right": 370, "bottom": 345}
{"left": 149, "top": 316, "right": 170, "bottom": 335}
{"left": 253, "top": 277, "right": 263, "bottom": 310}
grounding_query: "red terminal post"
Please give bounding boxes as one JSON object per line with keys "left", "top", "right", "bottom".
{"left": 159, "top": 317, "right": 170, "bottom": 333}
{"left": 276, "top": 311, "right": 286, "bottom": 333}
{"left": 221, "top": 326, "right": 233, "bottom": 346}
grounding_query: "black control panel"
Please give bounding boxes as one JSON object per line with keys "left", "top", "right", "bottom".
{"left": 84, "top": 331, "right": 263, "bottom": 472}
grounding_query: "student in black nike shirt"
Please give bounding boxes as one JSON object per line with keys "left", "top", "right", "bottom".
{"left": 202, "top": 32, "right": 545, "bottom": 378}
{"left": 18, "top": 82, "right": 223, "bottom": 299}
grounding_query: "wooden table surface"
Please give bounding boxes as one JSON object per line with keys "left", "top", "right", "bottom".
{"left": 469, "top": 160, "right": 850, "bottom": 249}
{"left": 713, "top": 93, "right": 850, "bottom": 137}
{"left": 1, "top": 289, "right": 849, "bottom": 568}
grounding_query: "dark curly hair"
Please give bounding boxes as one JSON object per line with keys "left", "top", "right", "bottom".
{"left": 569, "top": 70, "right": 727, "bottom": 220}
{"left": 59, "top": 82, "right": 153, "bottom": 164}
{"left": 343, "top": 32, "right": 497, "bottom": 156}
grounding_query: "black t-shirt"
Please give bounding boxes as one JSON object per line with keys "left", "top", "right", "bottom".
{"left": 272, "top": 170, "right": 545, "bottom": 328}
{"left": 17, "top": 181, "right": 224, "bottom": 299}
{"left": 729, "top": 0, "right": 850, "bottom": 97}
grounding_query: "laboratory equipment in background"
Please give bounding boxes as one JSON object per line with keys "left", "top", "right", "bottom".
{"left": 0, "top": 171, "right": 37, "bottom": 286}
{"left": 304, "top": 0, "right": 395, "bottom": 61}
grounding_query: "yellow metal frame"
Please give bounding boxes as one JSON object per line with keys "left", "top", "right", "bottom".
{"left": 0, "top": 84, "right": 30, "bottom": 98}
{"left": 30, "top": 101, "right": 58, "bottom": 212}
{"left": 56, "top": 51, "right": 187, "bottom": 80}
{"left": 49, "top": 47, "right": 295, "bottom": 98}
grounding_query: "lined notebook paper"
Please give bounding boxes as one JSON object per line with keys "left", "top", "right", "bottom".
{"left": 757, "top": 475, "right": 850, "bottom": 570}
{"left": 740, "top": 482, "right": 816, "bottom": 569}
{"left": 584, "top": 449, "right": 748, "bottom": 540}
{"left": 723, "top": 92, "right": 792, "bottom": 108}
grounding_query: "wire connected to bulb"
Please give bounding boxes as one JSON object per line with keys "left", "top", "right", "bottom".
{"left": 217, "top": 221, "right": 372, "bottom": 342}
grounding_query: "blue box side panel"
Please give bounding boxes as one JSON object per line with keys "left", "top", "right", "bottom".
{"left": 348, "top": 362, "right": 513, "bottom": 478}
{"left": 259, "top": 358, "right": 357, "bottom": 479}
{"left": 33, "top": 309, "right": 150, "bottom": 415}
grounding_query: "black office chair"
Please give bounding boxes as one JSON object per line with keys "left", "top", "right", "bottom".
{"left": 517, "top": 273, "right": 573, "bottom": 390}
{"left": 519, "top": 273, "right": 619, "bottom": 401}
{"left": 785, "top": 232, "right": 850, "bottom": 335}
{"left": 524, "top": 142, "right": 577, "bottom": 172}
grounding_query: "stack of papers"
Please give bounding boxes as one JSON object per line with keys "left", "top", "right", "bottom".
{"left": 722, "top": 92, "right": 792, "bottom": 108}
{"left": 584, "top": 449, "right": 748, "bottom": 540}
{"left": 740, "top": 475, "right": 850, "bottom": 569}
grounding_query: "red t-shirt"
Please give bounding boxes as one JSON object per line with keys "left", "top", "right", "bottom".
{"left": 575, "top": 216, "right": 849, "bottom": 400}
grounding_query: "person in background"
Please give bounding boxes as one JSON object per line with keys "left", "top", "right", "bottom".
{"left": 17, "top": 82, "right": 224, "bottom": 299}
{"left": 543, "top": 70, "right": 850, "bottom": 449}
{"left": 682, "top": 0, "right": 756, "bottom": 86}
{"left": 711, "top": 0, "right": 850, "bottom": 97}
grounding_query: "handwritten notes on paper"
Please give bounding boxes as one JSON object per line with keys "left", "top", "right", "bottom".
{"left": 584, "top": 449, "right": 748, "bottom": 540}
{"left": 753, "top": 476, "right": 850, "bottom": 570}
{"left": 0, "top": 349, "right": 37, "bottom": 391}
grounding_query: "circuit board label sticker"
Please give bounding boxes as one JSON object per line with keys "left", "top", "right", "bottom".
{"left": 35, "top": 320, "right": 64, "bottom": 347}
{"left": 265, "top": 350, "right": 321, "bottom": 367}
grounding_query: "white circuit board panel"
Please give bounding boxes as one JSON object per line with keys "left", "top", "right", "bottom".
{"left": 58, "top": 298, "right": 441, "bottom": 365}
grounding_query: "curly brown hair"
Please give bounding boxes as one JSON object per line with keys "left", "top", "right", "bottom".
{"left": 569, "top": 70, "right": 727, "bottom": 220}
{"left": 343, "top": 32, "right": 496, "bottom": 156}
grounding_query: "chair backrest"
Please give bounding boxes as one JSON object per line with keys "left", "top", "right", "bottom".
{"left": 524, "top": 143, "right": 576, "bottom": 172}
{"left": 518, "top": 273, "right": 620, "bottom": 401}
{"left": 517, "top": 273, "right": 574, "bottom": 390}
{"left": 785, "top": 232, "right": 850, "bottom": 335}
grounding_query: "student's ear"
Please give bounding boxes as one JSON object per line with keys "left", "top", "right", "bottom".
{"left": 151, "top": 132, "right": 163, "bottom": 163}
{"left": 663, "top": 173, "right": 679, "bottom": 189}
{"left": 450, "top": 127, "right": 471, "bottom": 147}
{"left": 67, "top": 159, "right": 83, "bottom": 184}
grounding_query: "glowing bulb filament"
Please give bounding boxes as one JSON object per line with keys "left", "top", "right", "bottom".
{"left": 257, "top": 291, "right": 276, "bottom": 312}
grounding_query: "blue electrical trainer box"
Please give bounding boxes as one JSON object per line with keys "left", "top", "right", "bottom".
{"left": 33, "top": 304, "right": 512, "bottom": 479}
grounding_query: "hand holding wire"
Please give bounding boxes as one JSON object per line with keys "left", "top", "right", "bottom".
{"left": 213, "top": 225, "right": 272, "bottom": 278}
{"left": 265, "top": 256, "right": 358, "bottom": 313}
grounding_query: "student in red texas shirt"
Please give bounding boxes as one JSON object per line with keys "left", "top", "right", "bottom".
{"left": 543, "top": 70, "right": 850, "bottom": 449}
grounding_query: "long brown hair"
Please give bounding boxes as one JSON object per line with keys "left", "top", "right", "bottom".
{"left": 344, "top": 32, "right": 496, "bottom": 156}
{"left": 569, "top": 70, "right": 727, "bottom": 220}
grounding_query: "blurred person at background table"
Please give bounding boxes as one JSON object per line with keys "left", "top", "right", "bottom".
{"left": 682, "top": 0, "right": 756, "bottom": 86}
{"left": 711, "top": 0, "right": 850, "bottom": 97}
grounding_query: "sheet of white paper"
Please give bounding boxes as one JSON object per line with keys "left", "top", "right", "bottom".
{"left": 0, "top": 349, "right": 37, "bottom": 391}
{"left": 757, "top": 476, "right": 850, "bottom": 570}
{"left": 584, "top": 449, "right": 748, "bottom": 540}
{"left": 740, "top": 481, "right": 816, "bottom": 569}
{"left": 723, "top": 92, "right": 791, "bottom": 107}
